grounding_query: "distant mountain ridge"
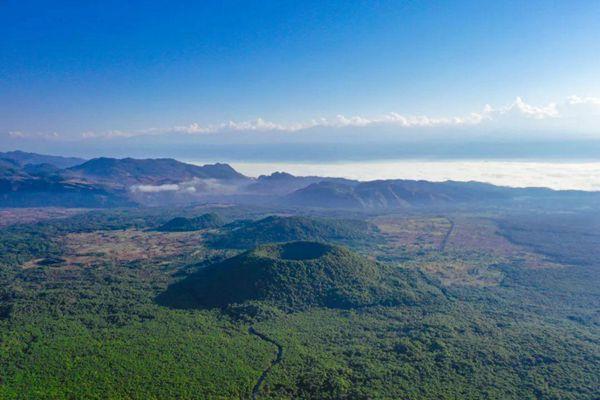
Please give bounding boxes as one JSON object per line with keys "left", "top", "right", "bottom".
{"left": 1, "top": 150, "right": 599, "bottom": 209}
{"left": 0, "top": 150, "right": 85, "bottom": 169}
{"left": 283, "top": 179, "right": 583, "bottom": 209}
{"left": 0, "top": 152, "right": 247, "bottom": 207}
{"left": 0, "top": 158, "right": 25, "bottom": 178}
{"left": 66, "top": 157, "right": 247, "bottom": 185}
{"left": 0, "top": 178, "right": 132, "bottom": 207}
{"left": 245, "top": 171, "right": 356, "bottom": 195}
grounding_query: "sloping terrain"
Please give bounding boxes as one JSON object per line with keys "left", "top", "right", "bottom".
{"left": 0, "top": 158, "right": 26, "bottom": 178}
{"left": 66, "top": 157, "right": 247, "bottom": 185}
{"left": 159, "top": 241, "right": 442, "bottom": 311}
{"left": 0, "top": 177, "right": 132, "bottom": 207}
{"left": 2, "top": 152, "right": 600, "bottom": 210}
{"left": 0, "top": 153, "right": 249, "bottom": 207}
{"left": 496, "top": 212, "right": 600, "bottom": 266}
{"left": 285, "top": 179, "right": 600, "bottom": 210}
{"left": 208, "top": 215, "right": 380, "bottom": 249}
{"left": 285, "top": 180, "right": 515, "bottom": 209}
{"left": 245, "top": 172, "right": 356, "bottom": 195}
{"left": 157, "top": 213, "right": 225, "bottom": 232}
{"left": 0, "top": 150, "right": 85, "bottom": 169}
{"left": 0, "top": 207, "right": 598, "bottom": 399}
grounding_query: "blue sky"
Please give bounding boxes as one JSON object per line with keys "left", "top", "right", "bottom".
{"left": 1, "top": 1, "right": 600, "bottom": 158}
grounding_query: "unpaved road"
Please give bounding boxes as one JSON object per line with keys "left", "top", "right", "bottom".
{"left": 249, "top": 326, "right": 283, "bottom": 400}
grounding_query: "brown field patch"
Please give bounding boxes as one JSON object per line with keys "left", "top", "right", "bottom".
{"left": 371, "top": 215, "right": 451, "bottom": 252}
{"left": 444, "top": 217, "right": 563, "bottom": 269}
{"left": 0, "top": 207, "right": 88, "bottom": 227}
{"left": 371, "top": 214, "right": 562, "bottom": 287}
{"left": 22, "top": 228, "right": 207, "bottom": 270}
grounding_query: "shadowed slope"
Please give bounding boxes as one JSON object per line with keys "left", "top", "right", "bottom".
{"left": 156, "top": 213, "right": 224, "bottom": 232}
{"left": 158, "top": 241, "right": 442, "bottom": 311}
{"left": 208, "top": 215, "right": 379, "bottom": 249}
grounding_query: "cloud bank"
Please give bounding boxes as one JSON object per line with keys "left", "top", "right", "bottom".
{"left": 74, "top": 95, "right": 600, "bottom": 140}
{"left": 230, "top": 160, "right": 600, "bottom": 191}
{"left": 3, "top": 95, "right": 600, "bottom": 143}
{"left": 129, "top": 178, "right": 241, "bottom": 195}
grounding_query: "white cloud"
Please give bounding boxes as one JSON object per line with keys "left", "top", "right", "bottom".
{"left": 8, "top": 131, "right": 26, "bottom": 138}
{"left": 163, "top": 96, "right": 582, "bottom": 135}
{"left": 560, "top": 95, "right": 600, "bottom": 119}
{"left": 173, "top": 118, "right": 310, "bottom": 134}
{"left": 7, "top": 130, "right": 60, "bottom": 140}
{"left": 130, "top": 183, "right": 180, "bottom": 193}
{"left": 80, "top": 128, "right": 160, "bottom": 139}
{"left": 6, "top": 95, "right": 600, "bottom": 141}
{"left": 129, "top": 178, "right": 242, "bottom": 195}
{"left": 566, "top": 95, "right": 600, "bottom": 106}
{"left": 232, "top": 160, "right": 600, "bottom": 191}
{"left": 502, "top": 96, "right": 559, "bottom": 119}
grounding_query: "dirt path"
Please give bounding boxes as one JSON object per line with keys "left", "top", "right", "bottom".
{"left": 249, "top": 326, "right": 283, "bottom": 400}
{"left": 439, "top": 219, "right": 455, "bottom": 252}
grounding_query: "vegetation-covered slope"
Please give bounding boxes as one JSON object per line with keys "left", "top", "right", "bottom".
{"left": 285, "top": 179, "right": 600, "bottom": 210}
{"left": 0, "top": 207, "right": 598, "bottom": 399}
{"left": 0, "top": 150, "right": 85, "bottom": 169}
{"left": 66, "top": 157, "right": 247, "bottom": 184}
{"left": 156, "top": 213, "right": 224, "bottom": 232}
{"left": 209, "top": 215, "right": 379, "bottom": 249}
{"left": 160, "top": 241, "right": 441, "bottom": 311}
{"left": 496, "top": 212, "right": 600, "bottom": 266}
{"left": 0, "top": 179, "right": 133, "bottom": 207}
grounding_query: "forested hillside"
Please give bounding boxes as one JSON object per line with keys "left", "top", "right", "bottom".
{"left": 0, "top": 206, "right": 597, "bottom": 399}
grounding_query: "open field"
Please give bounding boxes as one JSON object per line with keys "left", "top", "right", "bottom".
{"left": 21, "top": 229, "right": 211, "bottom": 271}
{"left": 0, "top": 208, "right": 88, "bottom": 228}
{"left": 372, "top": 215, "right": 451, "bottom": 253}
{"left": 371, "top": 214, "right": 564, "bottom": 287}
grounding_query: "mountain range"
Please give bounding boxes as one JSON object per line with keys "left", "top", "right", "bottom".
{"left": 65, "top": 157, "right": 246, "bottom": 185}
{"left": 1, "top": 150, "right": 598, "bottom": 210}
{"left": 0, "top": 152, "right": 248, "bottom": 207}
{"left": 0, "top": 150, "right": 85, "bottom": 169}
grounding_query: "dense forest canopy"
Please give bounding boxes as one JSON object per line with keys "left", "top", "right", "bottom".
{"left": 0, "top": 202, "right": 597, "bottom": 399}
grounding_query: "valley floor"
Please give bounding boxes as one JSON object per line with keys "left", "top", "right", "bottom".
{"left": 0, "top": 206, "right": 598, "bottom": 399}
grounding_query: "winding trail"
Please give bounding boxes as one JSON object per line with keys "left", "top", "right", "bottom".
{"left": 249, "top": 326, "right": 283, "bottom": 400}
{"left": 439, "top": 218, "right": 455, "bottom": 252}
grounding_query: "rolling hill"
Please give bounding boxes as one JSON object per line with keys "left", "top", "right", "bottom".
{"left": 208, "top": 215, "right": 379, "bottom": 248}
{"left": 157, "top": 213, "right": 225, "bottom": 232}
{"left": 159, "top": 241, "right": 442, "bottom": 311}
